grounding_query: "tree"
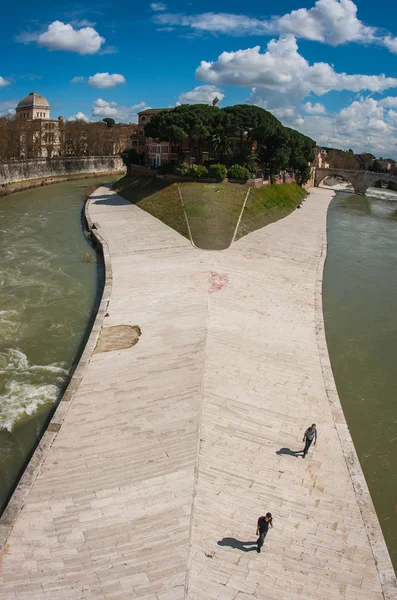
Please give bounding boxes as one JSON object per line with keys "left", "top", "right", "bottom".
{"left": 223, "top": 104, "right": 281, "bottom": 150}
{"left": 326, "top": 149, "right": 358, "bottom": 170}
{"left": 211, "top": 130, "right": 234, "bottom": 164}
{"left": 356, "top": 153, "right": 375, "bottom": 171}
{"left": 257, "top": 130, "right": 290, "bottom": 175}
{"left": 121, "top": 148, "right": 140, "bottom": 167}
{"left": 103, "top": 118, "right": 115, "bottom": 128}
{"left": 141, "top": 102, "right": 316, "bottom": 178}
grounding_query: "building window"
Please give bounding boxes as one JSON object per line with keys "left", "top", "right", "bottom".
{"left": 141, "top": 116, "right": 146, "bottom": 124}
{"left": 161, "top": 145, "right": 168, "bottom": 153}
{"left": 157, "top": 145, "right": 161, "bottom": 153}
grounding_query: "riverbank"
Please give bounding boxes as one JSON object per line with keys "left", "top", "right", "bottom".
{"left": 0, "top": 186, "right": 395, "bottom": 599}
{"left": 0, "top": 170, "right": 124, "bottom": 198}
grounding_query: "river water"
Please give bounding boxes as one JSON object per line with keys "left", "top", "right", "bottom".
{"left": 323, "top": 186, "right": 397, "bottom": 571}
{"left": 0, "top": 176, "right": 115, "bottom": 513}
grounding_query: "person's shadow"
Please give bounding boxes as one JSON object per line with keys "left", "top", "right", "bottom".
{"left": 217, "top": 538, "right": 257, "bottom": 552}
{"left": 276, "top": 447, "right": 302, "bottom": 457}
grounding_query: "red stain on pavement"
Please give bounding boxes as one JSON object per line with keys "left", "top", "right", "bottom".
{"left": 209, "top": 271, "right": 229, "bottom": 293}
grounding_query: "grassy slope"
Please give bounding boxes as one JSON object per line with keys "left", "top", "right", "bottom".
{"left": 180, "top": 182, "right": 247, "bottom": 250}
{"left": 235, "top": 183, "right": 306, "bottom": 241}
{"left": 114, "top": 177, "right": 306, "bottom": 248}
{"left": 114, "top": 176, "right": 189, "bottom": 239}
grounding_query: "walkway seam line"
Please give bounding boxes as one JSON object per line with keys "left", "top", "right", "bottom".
{"left": 314, "top": 197, "right": 397, "bottom": 599}
{"left": 231, "top": 188, "right": 250, "bottom": 245}
{"left": 178, "top": 184, "right": 196, "bottom": 249}
{"left": 184, "top": 259, "right": 213, "bottom": 599}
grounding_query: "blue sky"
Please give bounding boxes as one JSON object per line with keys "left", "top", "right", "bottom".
{"left": 1, "top": 0, "right": 397, "bottom": 157}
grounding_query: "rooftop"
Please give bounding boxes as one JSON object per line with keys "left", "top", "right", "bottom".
{"left": 16, "top": 92, "right": 50, "bottom": 110}
{"left": 137, "top": 108, "right": 168, "bottom": 115}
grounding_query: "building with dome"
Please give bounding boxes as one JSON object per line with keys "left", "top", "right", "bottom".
{"left": 15, "top": 92, "right": 63, "bottom": 158}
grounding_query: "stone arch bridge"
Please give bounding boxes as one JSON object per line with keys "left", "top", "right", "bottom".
{"left": 314, "top": 168, "right": 397, "bottom": 195}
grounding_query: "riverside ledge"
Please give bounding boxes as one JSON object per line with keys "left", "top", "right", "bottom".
{"left": 0, "top": 186, "right": 395, "bottom": 599}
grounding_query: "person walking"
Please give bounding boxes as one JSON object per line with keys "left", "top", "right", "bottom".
{"left": 302, "top": 423, "right": 317, "bottom": 457}
{"left": 256, "top": 512, "right": 273, "bottom": 553}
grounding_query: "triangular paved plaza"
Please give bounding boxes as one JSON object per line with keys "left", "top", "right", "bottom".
{"left": 1, "top": 187, "right": 395, "bottom": 600}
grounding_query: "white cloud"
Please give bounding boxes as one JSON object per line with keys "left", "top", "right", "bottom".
{"left": 277, "top": 97, "right": 397, "bottom": 158}
{"left": 383, "top": 36, "right": 397, "bottom": 54}
{"left": 91, "top": 99, "right": 150, "bottom": 121}
{"left": 99, "top": 45, "right": 118, "bottom": 55}
{"left": 276, "top": 0, "right": 374, "bottom": 45}
{"left": 92, "top": 98, "right": 119, "bottom": 117}
{"left": 379, "top": 96, "right": 397, "bottom": 108}
{"left": 0, "top": 76, "right": 10, "bottom": 87}
{"left": 178, "top": 85, "right": 224, "bottom": 104}
{"left": 88, "top": 73, "right": 126, "bottom": 88}
{"left": 70, "top": 76, "right": 85, "bottom": 83}
{"left": 196, "top": 36, "right": 397, "bottom": 115}
{"left": 155, "top": 0, "right": 377, "bottom": 46}
{"left": 67, "top": 112, "right": 89, "bottom": 121}
{"left": 151, "top": 2, "right": 167, "bottom": 11}
{"left": 21, "top": 21, "right": 105, "bottom": 55}
{"left": 303, "top": 101, "right": 326, "bottom": 114}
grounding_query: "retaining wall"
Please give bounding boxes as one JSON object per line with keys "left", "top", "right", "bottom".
{"left": 0, "top": 156, "right": 125, "bottom": 185}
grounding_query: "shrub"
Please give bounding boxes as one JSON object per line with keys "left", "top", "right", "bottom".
{"left": 209, "top": 163, "right": 227, "bottom": 180}
{"left": 190, "top": 164, "right": 208, "bottom": 178}
{"left": 228, "top": 164, "right": 251, "bottom": 181}
{"left": 175, "top": 162, "right": 190, "bottom": 176}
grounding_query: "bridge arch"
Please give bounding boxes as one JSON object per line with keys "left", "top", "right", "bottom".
{"left": 314, "top": 168, "right": 358, "bottom": 192}
{"left": 313, "top": 168, "right": 397, "bottom": 196}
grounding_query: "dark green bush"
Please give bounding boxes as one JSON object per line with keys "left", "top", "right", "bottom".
{"left": 228, "top": 164, "right": 251, "bottom": 181}
{"left": 175, "top": 162, "right": 190, "bottom": 176}
{"left": 209, "top": 163, "right": 227, "bottom": 180}
{"left": 190, "top": 164, "right": 208, "bottom": 178}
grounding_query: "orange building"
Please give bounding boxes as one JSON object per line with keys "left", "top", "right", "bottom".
{"left": 130, "top": 108, "right": 181, "bottom": 167}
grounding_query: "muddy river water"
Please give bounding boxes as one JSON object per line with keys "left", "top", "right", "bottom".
{"left": 323, "top": 187, "right": 397, "bottom": 571}
{"left": 0, "top": 176, "right": 115, "bottom": 512}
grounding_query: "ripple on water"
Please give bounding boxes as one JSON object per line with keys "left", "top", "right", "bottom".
{"left": 0, "top": 349, "right": 67, "bottom": 432}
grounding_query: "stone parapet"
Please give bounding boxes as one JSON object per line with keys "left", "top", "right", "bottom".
{"left": 0, "top": 156, "right": 124, "bottom": 185}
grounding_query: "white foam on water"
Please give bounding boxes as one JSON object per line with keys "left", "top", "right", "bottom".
{"left": 366, "top": 187, "right": 397, "bottom": 202}
{"left": 0, "top": 349, "right": 68, "bottom": 432}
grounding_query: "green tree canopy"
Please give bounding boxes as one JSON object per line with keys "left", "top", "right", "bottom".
{"left": 143, "top": 103, "right": 316, "bottom": 177}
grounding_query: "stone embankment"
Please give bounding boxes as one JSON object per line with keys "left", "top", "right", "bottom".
{"left": 0, "top": 186, "right": 395, "bottom": 600}
{"left": 0, "top": 156, "right": 124, "bottom": 186}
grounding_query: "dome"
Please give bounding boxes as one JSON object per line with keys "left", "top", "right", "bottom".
{"left": 17, "top": 92, "right": 50, "bottom": 110}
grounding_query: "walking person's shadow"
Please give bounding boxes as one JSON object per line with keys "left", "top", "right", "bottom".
{"left": 217, "top": 538, "right": 257, "bottom": 552}
{"left": 276, "top": 447, "right": 302, "bottom": 457}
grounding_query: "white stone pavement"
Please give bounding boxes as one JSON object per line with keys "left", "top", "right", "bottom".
{"left": 0, "top": 186, "right": 395, "bottom": 600}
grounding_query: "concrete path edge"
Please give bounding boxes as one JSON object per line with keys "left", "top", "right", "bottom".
{"left": 0, "top": 189, "right": 112, "bottom": 551}
{"left": 314, "top": 208, "right": 397, "bottom": 599}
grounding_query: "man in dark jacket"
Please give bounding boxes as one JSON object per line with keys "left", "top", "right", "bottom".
{"left": 256, "top": 512, "right": 273, "bottom": 553}
{"left": 302, "top": 423, "right": 317, "bottom": 457}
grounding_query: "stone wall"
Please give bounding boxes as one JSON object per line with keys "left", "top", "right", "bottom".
{"left": 0, "top": 156, "right": 125, "bottom": 185}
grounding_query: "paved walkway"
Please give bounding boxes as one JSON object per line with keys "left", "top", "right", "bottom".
{"left": 0, "top": 187, "right": 395, "bottom": 600}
